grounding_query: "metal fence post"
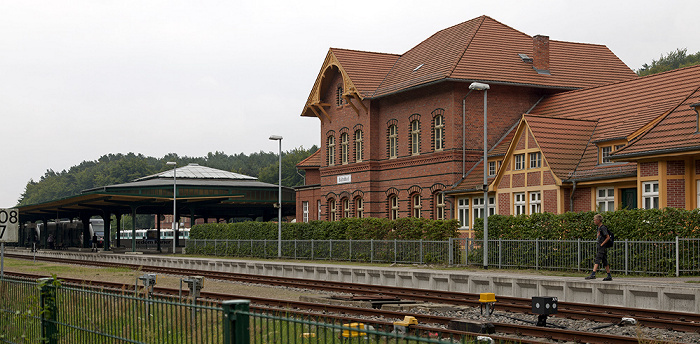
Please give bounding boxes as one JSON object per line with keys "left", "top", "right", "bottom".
{"left": 222, "top": 300, "right": 250, "bottom": 344}
{"left": 577, "top": 238, "right": 581, "bottom": 271}
{"left": 394, "top": 239, "right": 397, "bottom": 264}
{"left": 448, "top": 238, "right": 454, "bottom": 265}
{"left": 535, "top": 238, "right": 539, "bottom": 270}
{"left": 625, "top": 239, "right": 629, "bottom": 275}
{"left": 39, "top": 277, "right": 58, "bottom": 344}
{"left": 420, "top": 239, "right": 423, "bottom": 264}
{"left": 498, "top": 238, "right": 502, "bottom": 269}
{"left": 676, "top": 236, "right": 680, "bottom": 277}
{"left": 371, "top": 239, "right": 374, "bottom": 263}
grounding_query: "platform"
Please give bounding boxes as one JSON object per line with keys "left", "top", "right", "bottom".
{"left": 7, "top": 247, "right": 700, "bottom": 313}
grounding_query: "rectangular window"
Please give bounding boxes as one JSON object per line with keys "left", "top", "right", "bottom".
{"left": 642, "top": 181, "right": 659, "bottom": 209}
{"left": 355, "top": 197, "right": 363, "bottom": 218}
{"left": 601, "top": 146, "right": 612, "bottom": 164}
{"left": 457, "top": 197, "right": 469, "bottom": 228}
{"left": 355, "top": 130, "right": 363, "bottom": 162}
{"left": 411, "top": 120, "right": 420, "bottom": 155}
{"left": 488, "top": 161, "right": 496, "bottom": 176}
{"left": 597, "top": 187, "right": 615, "bottom": 212}
{"left": 514, "top": 193, "right": 526, "bottom": 215}
{"left": 341, "top": 133, "right": 349, "bottom": 164}
{"left": 412, "top": 194, "right": 421, "bottom": 218}
{"left": 615, "top": 144, "right": 625, "bottom": 151}
{"left": 389, "top": 125, "right": 398, "bottom": 159}
{"left": 329, "top": 199, "right": 336, "bottom": 221}
{"left": 514, "top": 154, "right": 525, "bottom": 170}
{"left": 529, "top": 152, "right": 541, "bottom": 169}
{"left": 435, "top": 193, "right": 445, "bottom": 220}
{"left": 390, "top": 196, "right": 399, "bottom": 220}
{"left": 434, "top": 115, "right": 444, "bottom": 151}
{"left": 302, "top": 201, "right": 309, "bottom": 223}
{"left": 343, "top": 198, "right": 350, "bottom": 218}
{"left": 472, "top": 197, "right": 496, "bottom": 222}
{"left": 327, "top": 136, "right": 335, "bottom": 166}
{"left": 529, "top": 191, "right": 541, "bottom": 214}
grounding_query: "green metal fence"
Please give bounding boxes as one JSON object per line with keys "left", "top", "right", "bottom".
{"left": 1, "top": 277, "right": 483, "bottom": 344}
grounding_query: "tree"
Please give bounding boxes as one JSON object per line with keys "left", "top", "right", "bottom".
{"left": 637, "top": 48, "right": 700, "bottom": 76}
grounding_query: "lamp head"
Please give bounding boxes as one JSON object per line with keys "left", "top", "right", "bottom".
{"left": 269, "top": 135, "right": 283, "bottom": 140}
{"left": 469, "top": 82, "right": 490, "bottom": 91}
{"left": 166, "top": 161, "right": 177, "bottom": 166}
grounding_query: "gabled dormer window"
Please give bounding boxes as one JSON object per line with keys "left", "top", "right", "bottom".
{"left": 692, "top": 103, "right": 700, "bottom": 133}
{"left": 601, "top": 146, "right": 612, "bottom": 164}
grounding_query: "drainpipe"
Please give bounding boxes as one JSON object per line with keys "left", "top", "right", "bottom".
{"left": 462, "top": 90, "right": 474, "bottom": 178}
{"left": 570, "top": 180, "right": 577, "bottom": 212}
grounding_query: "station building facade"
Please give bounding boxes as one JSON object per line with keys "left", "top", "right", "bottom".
{"left": 294, "top": 15, "right": 637, "bottom": 228}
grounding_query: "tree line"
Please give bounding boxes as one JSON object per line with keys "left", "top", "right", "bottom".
{"left": 636, "top": 48, "right": 700, "bottom": 76}
{"left": 17, "top": 147, "right": 317, "bottom": 206}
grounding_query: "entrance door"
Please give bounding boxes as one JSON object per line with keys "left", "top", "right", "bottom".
{"left": 621, "top": 188, "right": 637, "bottom": 209}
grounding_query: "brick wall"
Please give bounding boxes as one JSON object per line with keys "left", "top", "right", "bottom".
{"left": 572, "top": 187, "right": 592, "bottom": 212}
{"left": 543, "top": 189, "right": 558, "bottom": 213}
{"left": 667, "top": 160, "right": 685, "bottom": 176}
{"left": 640, "top": 162, "right": 658, "bottom": 177}
{"left": 512, "top": 173, "right": 525, "bottom": 188}
{"left": 498, "top": 193, "right": 511, "bottom": 215}
{"left": 527, "top": 171, "right": 541, "bottom": 187}
{"left": 543, "top": 171, "right": 556, "bottom": 185}
{"left": 667, "top": 179, "right": 686, "bottom": 208}
{"left": 499, "top": 176, "right": 510, "bottom": 188}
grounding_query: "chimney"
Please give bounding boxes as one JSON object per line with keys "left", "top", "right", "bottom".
{"left": 533, "top": 35, "right": 550, "bottom": 74}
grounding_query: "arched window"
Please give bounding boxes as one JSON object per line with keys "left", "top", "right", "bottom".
{"left": 411, "top": 120, "right": 421, "bottom": 155}
{"left": 355, "top": 197, "right": 364, "bottom": 218}
{"left": 434, "top": 114, "right": 444, "bottom": 151}
{"left": 354, "top": 130, "right": 363, "bottom": 162}
{"left": 388, "top": 125, "right": 398, "bottom": 158}
{"left": 412, "top": 194, "right": 422, "bottom": 218}
{"left": 389, "top": 195, "right": 399, "bottom": 220}
{"left": 327, "top": 135, "right": 335, "bottom": 166}
{"left": 328, "top": 198, "right": 336, "bottom": 221}
{"left": 341, "top": 133, "right": 349, "bottom": 164}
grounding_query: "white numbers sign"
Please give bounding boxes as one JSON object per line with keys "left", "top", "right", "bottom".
{"left": 0, "top": 208, "right": 19, "bottom": 243}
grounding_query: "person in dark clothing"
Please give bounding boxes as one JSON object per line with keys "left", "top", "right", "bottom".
{"left": 585, "top": 214, "right": 612, "bottom": 280}
{"left": 92, "top": 233, "right": 98, "bottom": 252}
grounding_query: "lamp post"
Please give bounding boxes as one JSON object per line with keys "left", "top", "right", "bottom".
{"left": 469, "top": 82, "right": 490, "bottom": 269}
{"left": 166, "top": 161, "right": 177, "bottom": 254}
{"left": 269, "top": 135, "right": 283, "bottom": 258}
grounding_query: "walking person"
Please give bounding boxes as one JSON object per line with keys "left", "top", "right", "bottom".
{"left": 92, "top": 233, "right": 98, "bottom": 252}
{"left": 47, "top": 233, "right": 55, "bottom": 250}
{"left": 585, "top": 214, "right": 612, "bottom": 281}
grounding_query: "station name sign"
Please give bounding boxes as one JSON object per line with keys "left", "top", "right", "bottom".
{"left": 337, "top": 174, "right": 351, "bottom": 184}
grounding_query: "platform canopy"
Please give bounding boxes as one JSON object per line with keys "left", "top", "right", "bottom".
{"left": 17, "top": 163, "right": 295, "bottom": 223}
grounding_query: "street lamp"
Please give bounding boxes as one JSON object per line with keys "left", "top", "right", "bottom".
{"left": 469, "top": 81, "right": 490, "bottom": 269}
{"left": 269, "top": 135, "right": 283, "bottom": 258}
{"left": 166, "top": 161, "right": 177, "bottom": 254}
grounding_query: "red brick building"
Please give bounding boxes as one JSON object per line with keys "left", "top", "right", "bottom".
{"left": 295, "top": 16, "right": 635, "bottom": 224}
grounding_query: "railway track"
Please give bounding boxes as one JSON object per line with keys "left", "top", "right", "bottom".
{"left": 3, "top": 271, "right": 666, "bottom": 344}
{"left": 7, "top": 252, "right": 698, "bottom": 334}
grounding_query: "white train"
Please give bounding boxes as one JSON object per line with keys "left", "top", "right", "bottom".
{"left": 118, "top": 228, "right": 190, "bottom": 241}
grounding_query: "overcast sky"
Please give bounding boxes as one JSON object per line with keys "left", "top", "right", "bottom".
{"left": 2, "top": 0, "right": 699, "bottom": 207}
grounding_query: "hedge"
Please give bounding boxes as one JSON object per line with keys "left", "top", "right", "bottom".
{"left": 191, "top": 217, "right": 460, "bottom": 241}
{"left": 471, "top": 208, "right": 700, "bottom": 240}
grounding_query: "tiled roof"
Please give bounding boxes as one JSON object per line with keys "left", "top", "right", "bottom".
{"left": 524, "top": 116, "right": 597, "bottom": 179}
{"left": 372, "top": 16, "right": 635, "bottom": 97}
{"left": 331, "top": 48, "right": 399, "bottom": 98}
{"left": 527, "top": 65, "right": 700, "bottom": 180}
{"left": 296, "top": 149, "right": 321, "bottom": 168}
{"left": 450, "top": 159, "right": 495, "bottom": 192}
{"left": 136, "top": 163, "right": 256, "bottom": 181}
{"left": 614, "top": 67, "right": 700, "bottom": 158}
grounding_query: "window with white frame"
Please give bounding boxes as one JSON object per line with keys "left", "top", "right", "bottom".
{"left": 342, "top": 198, "right": 350, "bottom": 218}
{"left": 389, "top": 195, "right": 399, "bottom": 220}
{"left": 327, "top": 135, "right": 335, "bottom": 166}
{"left": 328, "top": 198, "right": 336, "bottom": 221}
{"left": 514, "top": 154, "right": 525, "bottom": 170}
{"left": 434, "top": 193, "right": 445, "bottom": 220}
{"left": 642, "top": 181, "right": 659, "bottom": 209}
{"left": 389, "top": 125, "right": 398, "bottom": 158}
{"left": 411, "top": 120, "right": 420, "bottom": 155}
{"left": 597, "top": 187, "right": 615, "bottom": 212}
{"left": 529, "top": 191, "right": 541, "bottom": 214}
{"left": 412, "top": 194, "right": 421, "bottom": 218}
{"left": 355, "top": 197, "right": 364, "bottom": 218}
{"left": 457, "top": 197, "right": 469, "bottom": 228}
{"left": 601, "top": 146, "right": 612, "bottom": 164}
{"left": 434, "top": 115, "right": 444, "bottom": 151}
{"left": 302, "top": 201, "right": 309, "bottom": 223}
{"left": 514, "top": 193, "right": 526, "bottom": 215}
{"left": 473, "top": 196, "right": 496, "bottom": 222}
{"left": 341, "top": 133, "right": 349, "bottom": 164}
{"left": 355, "top": 130, "right": 363, "bottom": 162}
{"left": 529, "top": 152, "right": 541, "bottom": 169}
{"left": 488, "top": 161, "right": 496, "bottom": 176}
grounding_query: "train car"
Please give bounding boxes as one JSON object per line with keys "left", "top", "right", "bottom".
{"left": 33, "top": 218, "right": 104, "bottom": 249}
{"left": 117, "top": 228, "right": 190, "bottom": 250}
